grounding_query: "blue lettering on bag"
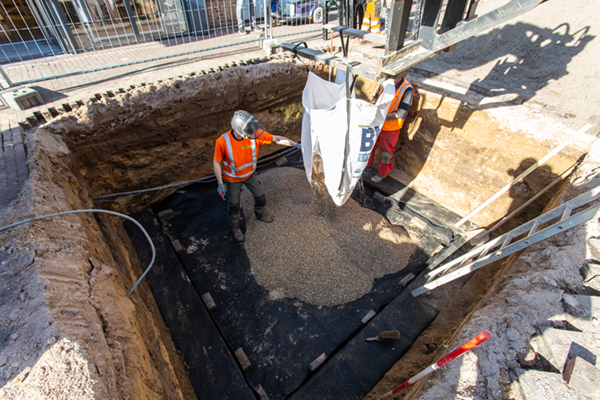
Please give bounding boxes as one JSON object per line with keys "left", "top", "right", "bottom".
{"left": 360, "top": 127, "right": 379, "bottom": 152}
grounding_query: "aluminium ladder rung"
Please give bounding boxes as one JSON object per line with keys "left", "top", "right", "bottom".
{"left": 561, "top": 206, "right": 573, "bottom": 221}
{"left": 413, "top": 203, "right": 600, "bottom": 297}
{"left": 476, "top": 243, "right": 493, "bottom": 261}
{"left": 528, "top": 220, "right": 541, "bottom": 236}
{"left": 500, "top": 234, "right": 513, "bottom": 249}
{"left": 414, "top": 186, "right": 600, "bottom": 297}
{"left": 431, "top": 253, "right": 472, "bottom": 282}
{"left": 430, "top": 234, "right": 511, "bottom": 281}
{"left": 425, "top": 185, "right": 600, "bottom": 281}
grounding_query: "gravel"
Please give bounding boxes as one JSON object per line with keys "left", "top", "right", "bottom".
{"left": 241, "top": 167, "right": 418, "bottom": 307}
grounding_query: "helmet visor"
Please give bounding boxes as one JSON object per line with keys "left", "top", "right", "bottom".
{"left": 241, "top": 115, "right": 265, "bottom": 139}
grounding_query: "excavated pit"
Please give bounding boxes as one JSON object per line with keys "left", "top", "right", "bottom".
{"left": 1, "top": 58, "right": 593, "bottom": 399}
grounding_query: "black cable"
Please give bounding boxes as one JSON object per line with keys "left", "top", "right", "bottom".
{"left": 92, "top": 146, "right": 301, "bottom": 201}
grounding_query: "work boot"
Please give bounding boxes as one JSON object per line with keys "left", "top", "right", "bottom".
{"left": 371, "top": 174, "right": 384, "bottom": 183}
{"left": 256, "top": 213, "right": 273, "bottom": 223}
{"left": 232, "top": 228, "right": 244, "bottom": 242}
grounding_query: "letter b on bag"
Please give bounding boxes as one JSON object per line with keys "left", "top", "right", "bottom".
{"left": 360, "top": 127, "right": 378, "bottom": 152}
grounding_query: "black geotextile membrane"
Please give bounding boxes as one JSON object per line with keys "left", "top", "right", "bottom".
{"left": 125, "top": 209, "right": 256, "bottom": 400}
{"left": 361, "top": 169, "right": 480, "bottom": 242}
{"left": 127, "top": 149, "right": 451, "bottom": 400}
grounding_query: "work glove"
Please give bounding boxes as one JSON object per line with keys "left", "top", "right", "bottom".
{"left": 294, "top": 142, "right": 301, "bottom": 150}
{"left": 217, "top": 183, "right": 226, "bottom": 200}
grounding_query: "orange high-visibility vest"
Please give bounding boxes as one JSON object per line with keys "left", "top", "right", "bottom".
{"left": 215, "top": 130, "right": 273, "bottom": 182}
{"left": 379, "top": 79, "right": 413, "bottom": 131}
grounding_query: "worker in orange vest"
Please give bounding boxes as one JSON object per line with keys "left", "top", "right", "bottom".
{"left": 213, "top": 110, "right": 300, "bottom": 242}
{"left": 366, "top": 75, "right": 413, "bottom": 183}
{"left": 361, "top": 0, "right": 382, "bottom": 34}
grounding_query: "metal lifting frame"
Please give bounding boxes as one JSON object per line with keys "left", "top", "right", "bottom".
{"left": 411, "top": 185, "right": 600, "bottom": 297}
{"left": 279, "top": 0, "right": 543, "bottom": 81}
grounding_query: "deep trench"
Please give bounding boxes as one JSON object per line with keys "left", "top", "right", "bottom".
{"left": 43, "top": 61, "right": 580, "bottom": 400}
{"left": 124, "top": 149, "right": 449, "bottom": 400}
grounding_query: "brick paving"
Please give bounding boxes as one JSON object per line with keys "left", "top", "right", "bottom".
{"left": 2, "top": 24, "right": 323, "bottom": 91}
{"left": 0, "top": 120, "right": 27, "bottom": 208}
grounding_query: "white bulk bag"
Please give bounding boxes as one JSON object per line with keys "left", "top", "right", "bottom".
{"left": 300, "top": 71, "right": 395, "bottom": 206}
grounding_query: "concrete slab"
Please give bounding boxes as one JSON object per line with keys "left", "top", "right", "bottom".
{"left": 582, "top": 263, "right": 600, "bottom": 292}
{"left": 513, "top": 369, "right": 586, "bottom": 400}
{"left": 550, "top": 295, "right": 600, "bottom": 336}
{"left": 532, "top": 327, "right": 600, "bottom": 373}
{"left": 564, "top": 356, "right": 600, "bottom": 398}
{"left": 574, "top": 294, "right": 600, "bottom": 317}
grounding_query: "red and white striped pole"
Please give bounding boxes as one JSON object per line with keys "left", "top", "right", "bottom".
{"left": 382, "top": 330, "right": 493, "bottom": 399}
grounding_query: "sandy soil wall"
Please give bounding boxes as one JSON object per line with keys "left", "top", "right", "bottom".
{"left": 0, "top": 126, "right": 195, "bottom": 399}
{"left": 43, "top": 60, "right": 309, "bottom": 214}
{"left": 391, "top": 86, "right": 595, "bottom": 228}
{"left": 407, "top": 140, "right": 600, "bottom": 400}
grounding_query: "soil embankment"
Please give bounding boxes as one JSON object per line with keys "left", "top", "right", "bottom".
{"left": 0, "top": 60, "right": 310, "bottom": 399}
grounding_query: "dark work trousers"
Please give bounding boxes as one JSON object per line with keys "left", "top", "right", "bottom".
{"left": 225, "top": 173, "right": 266, "bottom": 229}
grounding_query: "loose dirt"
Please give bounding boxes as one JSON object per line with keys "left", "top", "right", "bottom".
{"left": 242, "top": 167, "right": 418, "bottom": 307}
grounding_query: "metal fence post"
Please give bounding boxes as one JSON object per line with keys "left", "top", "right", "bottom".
{"left": 122, "top": 0, "right": 142, "bottom": 43}
{"left": 47, "top": 0, "right": 80, "bottom": 54}
{"left": 0, "top": 65, "right": 13, "bottom": 89}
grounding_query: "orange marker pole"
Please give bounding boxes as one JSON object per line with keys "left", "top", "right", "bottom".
{"left": 382, "top": 330, "right": 493, "bottom": 399}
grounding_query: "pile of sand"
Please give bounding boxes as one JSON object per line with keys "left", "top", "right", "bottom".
{"left": 241, "top": 167, "right": 418, "bottom": 307}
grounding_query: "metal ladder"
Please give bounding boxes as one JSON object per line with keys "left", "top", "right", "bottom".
{"left": 411, "top": 185, "right": 600, "bottom": 297}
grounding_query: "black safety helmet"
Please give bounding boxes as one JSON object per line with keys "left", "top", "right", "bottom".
{"left": 230, "top": 110, "right": 265, "bottom": 139}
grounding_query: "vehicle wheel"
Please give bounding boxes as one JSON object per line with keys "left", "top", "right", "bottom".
{"left": 312, "top": 6, "right": 324, "bottom": 23}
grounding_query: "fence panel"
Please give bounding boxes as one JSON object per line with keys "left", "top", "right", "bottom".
{"left": 1, "top": 0, "right": 342, "bottom": 89}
